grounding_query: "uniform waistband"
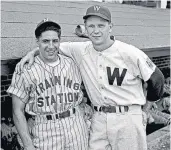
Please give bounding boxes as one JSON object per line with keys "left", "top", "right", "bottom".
{"left": 93, "top": 105, "right": 142, "bottom": 114}
{"left": 31, "top": 108, "right": 76, "bottom": 122}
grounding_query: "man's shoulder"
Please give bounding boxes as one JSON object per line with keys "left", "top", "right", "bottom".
{"left": 22, "top": 63, "right": 36, "bottom": 73}
{"left": 59, "top": 54, "right": 78, "bottom": 67}
{"left": 21, "top": 58, "right": 38, "bottom": 73}
{"left": 59, "top": 54, "right": 72, "bottom": 60}
{"left": 116, "top": 40, "right": 139, "bottom": 52}
{"left": 115, "top": 40, "right": 145, "bottom": 65}
{"left": 59, "top": 54, "right": 75, "bottom": 63}
{"left": 116, "top": 40, "right": 142, "bottom": 57}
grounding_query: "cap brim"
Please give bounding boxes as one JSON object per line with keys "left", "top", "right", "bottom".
{"left": 83, "top": 13, "right": 110, "bottom": 22}
{"left": 35, "top": 21, "right": 61, "bottom": 37}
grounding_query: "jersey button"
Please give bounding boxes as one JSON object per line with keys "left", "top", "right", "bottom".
{"left": 104, "top": 97, "right": 107, "bottom": 99}
{"left": 99, "top": 76, "right": 102, "bottom": 79}
{"left": 101, "top": 86, "right": 104, "bottom": 89}
{"left": 99, "top": 64, "right": 102, "bottom": 68}
{"left": 99, "top": 53, "right": 102, "bottom": 56}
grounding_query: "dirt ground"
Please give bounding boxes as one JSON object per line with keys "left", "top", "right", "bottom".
{"left": 148, "top": 133, "right": 170, "bottom": 150}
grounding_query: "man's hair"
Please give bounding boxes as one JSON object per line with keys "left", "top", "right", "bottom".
{"left": 36, "top": 26, "right": 61, "bottom": 39}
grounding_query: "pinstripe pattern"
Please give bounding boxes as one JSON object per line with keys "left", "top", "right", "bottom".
{"left": 7, "top": 54, "right": 88, "bottom": 150}
{"left": 30, "top": 110, "right": 88, "bottom": 150}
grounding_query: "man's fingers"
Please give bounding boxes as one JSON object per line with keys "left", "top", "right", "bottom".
{"left": 152, "top": 103, "right": 158, "bottom": 109}
{"left": 15, "top": 63, "right": 20, "bottom": 74}
{"left": 27, "top": 57, "right": 34, "bottom": 70}
{"left": 20, "top": 59, "right": 26, "bottom": 71}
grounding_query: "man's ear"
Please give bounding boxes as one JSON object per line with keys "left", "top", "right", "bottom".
{"left": 110, "top": 22, "right": 113, "bottom": 28}
{"left": 109, "top": 22, "right": 113, "bottom": 33}
{"left": 36, "top": 38, "right": 39, "bottom": 46}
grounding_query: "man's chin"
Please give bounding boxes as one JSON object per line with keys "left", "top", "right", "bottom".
{"left": 92, "top": 40, "right": 102, "bottom": 45}
{"left": 46, "top": 55, "right": 58, "bottom": 62}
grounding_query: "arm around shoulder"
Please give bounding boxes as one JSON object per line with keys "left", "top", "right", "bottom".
{"left": 16, "top": 47, "right": 39, "bottom": 74}
{"left": 60, "top": 41, "right": 89, "bottom": 59}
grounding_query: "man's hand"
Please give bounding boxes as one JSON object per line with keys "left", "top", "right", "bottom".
{"left": 15, "top": 47, "right": 39, "bottom": 74}
{"left": 1, "top": 123, "right": 12, "bottom": 139}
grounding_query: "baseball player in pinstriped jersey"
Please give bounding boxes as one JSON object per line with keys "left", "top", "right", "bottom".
{"left": 16, "top": 5, "right": 165, "bottom": 150}
{"left": 7, "top": 19, "right": 88, "bottom": 150}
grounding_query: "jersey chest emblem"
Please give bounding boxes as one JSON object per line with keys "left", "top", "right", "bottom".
{"left": 106, "top": 67, "right": 127, "bottom": 86}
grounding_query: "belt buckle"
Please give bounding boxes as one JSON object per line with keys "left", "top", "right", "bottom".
{"left": 60, "top": 110, "right": 70, "bottom": 119}
{"left": 108, "top": 106, "right": 113, "bottom": 113}
{"left": 102, "top": 106, "right": 111, "bottom": 113}
{"left": 55, "top": 109, "right": 74, "bottom": 120}
{"left": 55, "top": 113, "right": 60, "bottom": 119}
{"left": 46, "top": 115, "right": 52, "bottom": 120}
{"left": 58, "top": 112, "right": 63, "bottom": 119}
{"left": 125, "top": 106, "right": 129, "bottom": 112}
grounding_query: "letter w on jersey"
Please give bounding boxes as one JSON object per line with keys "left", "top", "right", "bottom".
{"left": 107, "top": 67, "right": 127, "bottom": 86}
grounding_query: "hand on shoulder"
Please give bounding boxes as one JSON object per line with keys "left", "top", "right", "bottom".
{"left": 15, "top": 47, "right": 39, "bottom": 74}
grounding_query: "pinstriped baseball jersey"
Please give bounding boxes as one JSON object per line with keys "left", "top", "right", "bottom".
{"left": 7, "top": 54, "right": 89, "bottom": 150}
{"left": 7, "top": 55, "right": 83, "bottom": 115}
{"left": 60, "top": 40, "right": 156, "bottom": 106}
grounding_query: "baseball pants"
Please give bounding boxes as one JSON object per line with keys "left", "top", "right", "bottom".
{"left": 30, "top": 108, "right": 88, "bottom": 150}
{"left": 89, "top": 105, "right": 147, "bottom": 150}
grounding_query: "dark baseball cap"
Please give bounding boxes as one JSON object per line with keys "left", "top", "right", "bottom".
{"left": 83, "top": 5, "right": 111, "bottom": 22}
{"left": 35, "top": 18, "right": 61, "bottom": 38}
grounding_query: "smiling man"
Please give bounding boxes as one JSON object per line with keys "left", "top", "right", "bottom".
{"left": 15, "top": 5, "right": 164, "bottom": 150}
{"left": 7, "top": 19, "right": 88, "bottom": 150}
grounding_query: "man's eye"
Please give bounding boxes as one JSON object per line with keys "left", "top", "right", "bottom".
{"left": 42, "top": 40, "right": 48, "bottom": 43}
{"left": 99, "top": 25, "right": 104, "bottom": 28}
{"left": 53, "top": 40, "right": 59, "bottom": 43}
{"left": 88, "top": 25, "right": 94, "bottom": 28}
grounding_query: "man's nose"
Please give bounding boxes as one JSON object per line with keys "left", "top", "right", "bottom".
{"left": 48, "top": 41, "right": 54, "bottom": 48}
{"left": 94, "top": 26, "right": 100, "bottom": 33}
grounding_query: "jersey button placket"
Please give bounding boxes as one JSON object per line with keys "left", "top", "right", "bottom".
{"left": 98, "top": 53, "right": 105, "bottom": 92}
{"left": 98, "top": 53, "right": 103, "bottom": 83}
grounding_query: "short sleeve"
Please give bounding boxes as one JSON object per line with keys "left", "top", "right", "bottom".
{"left": 134, "top": 48, "right": 156, "bottom": 81}
{"left": 7, "top": 71, "right": 29, "bottom": 103}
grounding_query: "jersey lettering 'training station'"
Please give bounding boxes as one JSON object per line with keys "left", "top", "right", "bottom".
{"left": 35, "top": 76, "right": 80, "bottom": 107}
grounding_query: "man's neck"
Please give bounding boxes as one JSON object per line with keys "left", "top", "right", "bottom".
{"left": 93, "top": 39, "right": 115, "bottom": 52}
{"left": 39, "top": 54, "right": 59, "bottom": 64}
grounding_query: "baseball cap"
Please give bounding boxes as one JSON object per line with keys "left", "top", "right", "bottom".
{"left": 35, "top": 18, "right": 61, "bottom": 38}
{"left": 83, "top": 5, "right": 111, "bottom": 22}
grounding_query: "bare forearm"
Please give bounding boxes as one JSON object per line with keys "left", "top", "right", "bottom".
{"left": 13, "top": 110, "right": 33, "bottom": 148}
{"left": 32, "top": 47, "right": 39, "bottom": 56}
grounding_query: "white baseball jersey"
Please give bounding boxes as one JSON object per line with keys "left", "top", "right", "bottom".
{"left": 60, "top": 40, "right": 156, "bottom": 106}
{"left": 7, "top": 54, "right": 83, "bottom": 115}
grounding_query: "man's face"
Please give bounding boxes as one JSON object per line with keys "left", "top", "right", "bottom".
{"left": 37, "top": 30, "right": 60, "bottom": 62}
{"left": 85, "top": 16, "right": 112, "bottom": 46}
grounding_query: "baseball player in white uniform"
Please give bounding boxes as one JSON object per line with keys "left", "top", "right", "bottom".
{"left": 16, "top": 5, "right": 165, "bottom": 150}
{"left": 7, "top": 19, "right": 88, "bottom": 150}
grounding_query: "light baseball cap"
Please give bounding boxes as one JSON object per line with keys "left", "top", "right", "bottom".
{"left": 83, "top": 5, "right": 111, "bottom": 22}
{"left": 35, "top": 18, "right": 61, "bottom": 38}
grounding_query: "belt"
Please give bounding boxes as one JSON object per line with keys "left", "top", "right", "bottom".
{"left": 94, "top": 105, "right": 129, "bottom": 113}
{"left": 32, "top": 108, "right": 76, "bottom": 121}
